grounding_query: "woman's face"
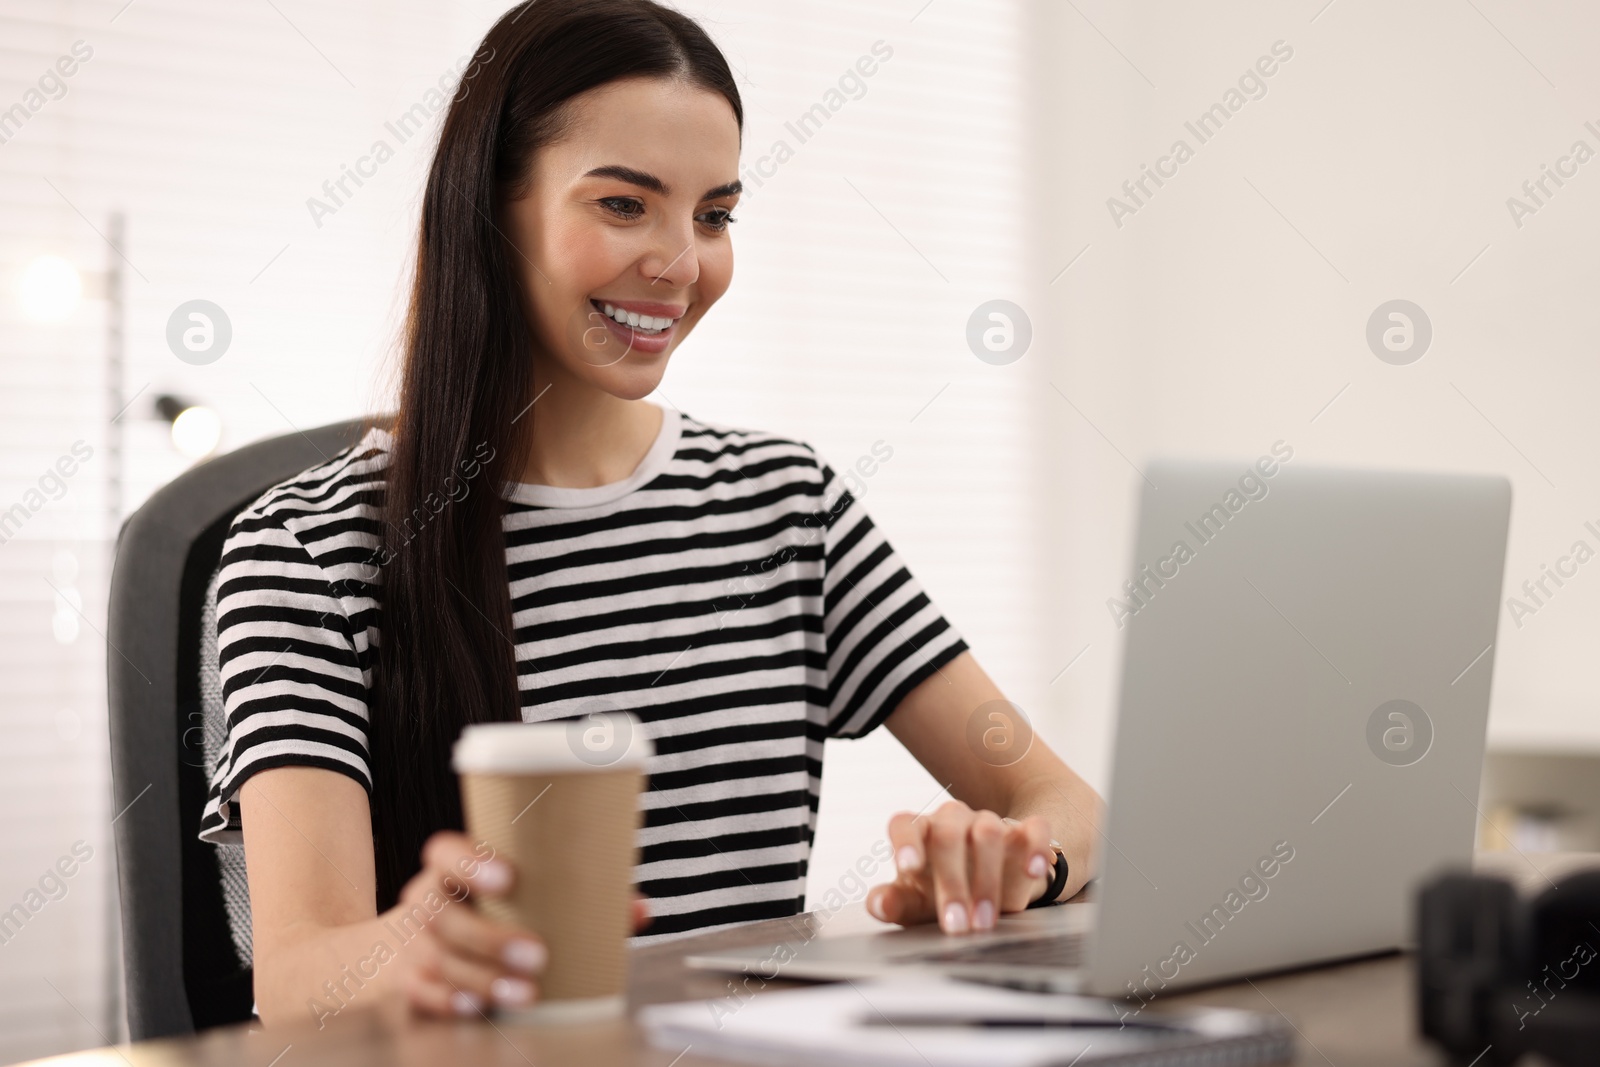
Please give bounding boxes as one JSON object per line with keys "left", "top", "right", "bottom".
{"left": 502, "top": 76, "right": 741, "bottom": 400}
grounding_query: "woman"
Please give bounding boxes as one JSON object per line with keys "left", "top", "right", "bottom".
{"left": 199, "top": 0, "right": 1103, "bottom": 1024}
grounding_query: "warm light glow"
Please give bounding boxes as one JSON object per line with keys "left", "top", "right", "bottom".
{"left": 170, "top": 405, "right": 222, "bottom": 459}
{"left": 18, "top": 255, "right": 82, "bottom": 321}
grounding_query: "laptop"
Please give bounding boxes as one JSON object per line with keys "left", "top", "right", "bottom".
{"left": 687, "top": 458, "right": 1513, "bottom": 998}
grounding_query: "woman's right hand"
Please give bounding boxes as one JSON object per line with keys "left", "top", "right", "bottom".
{"left": 389, "top": 830, "right": 651, "bottom": 1017}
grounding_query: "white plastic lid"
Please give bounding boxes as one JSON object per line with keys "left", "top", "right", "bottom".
{"left": 452, "top": 712, "right": 652, "bottom": 774}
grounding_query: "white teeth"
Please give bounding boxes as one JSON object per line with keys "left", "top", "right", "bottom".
{"left": 595, "top": 301, "right": 673, "bottom": 332}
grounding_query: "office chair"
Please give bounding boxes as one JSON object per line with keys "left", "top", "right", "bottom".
{"left": 107, "top": 417, "right": 373, "bottom": 1040}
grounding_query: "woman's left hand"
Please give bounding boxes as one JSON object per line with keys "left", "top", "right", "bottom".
{"left": 864, "top": 800, "right": 1056, "bottom": 934}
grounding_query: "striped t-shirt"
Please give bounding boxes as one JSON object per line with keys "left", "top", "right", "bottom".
{"left": 197, "top": 405, "right": 967, "bottom": 941}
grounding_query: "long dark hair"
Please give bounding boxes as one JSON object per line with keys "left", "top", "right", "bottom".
{"left": 368, "top": 0, "right": 743, "bottom": 910}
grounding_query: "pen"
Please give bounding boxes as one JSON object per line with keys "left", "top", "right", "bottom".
{"left": 860, "top": 1014, "right": 1178, "bottom": 1031}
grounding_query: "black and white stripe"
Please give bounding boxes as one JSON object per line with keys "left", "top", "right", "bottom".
{"left": 198, "top": 407, "right": 967, "bottom": 940}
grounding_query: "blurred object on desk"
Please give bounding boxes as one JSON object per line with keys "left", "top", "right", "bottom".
{"left": 1418, "top": 865, "right": 1600, "bottom": 1067}
{"left": 1479, "top": 750, "right": 1600, "bottom": 853}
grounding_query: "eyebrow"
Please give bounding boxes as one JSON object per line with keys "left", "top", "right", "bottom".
{"left": 582, "top": 164, "right": 741, "bottom": 201}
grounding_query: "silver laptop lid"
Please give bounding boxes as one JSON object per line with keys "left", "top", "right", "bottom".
{"left": 1083, "top": 457, "right": 1511, "bottom": 998}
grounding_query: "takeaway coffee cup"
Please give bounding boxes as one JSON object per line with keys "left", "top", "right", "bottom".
{"left": 452, "top": 711, "right": 651, "bottom": 1022}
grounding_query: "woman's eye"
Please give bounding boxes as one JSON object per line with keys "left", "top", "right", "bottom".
{"left": 600, "top": 196, "right": 645, "bottom": 220}
{"left": 599, "top": 197, "right": 736, "bottom": 231}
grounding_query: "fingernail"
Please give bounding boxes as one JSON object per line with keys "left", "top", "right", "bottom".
{"left": 973, "top": 899, "right": 995, "bottom": 931}
{"left": 942, "top": 901, "right": 969, "bottom": 934}
{"left": 451, "top": 990, "right": 483, "bottom": 1016}
{"left": 867, "top": 894, "right": 886, "bottom": 921}
{"left": 474, "top": 860, "right": 512, "bottom": 893}
{"left": 504, "top": 938, "right": 547, "bottom": 974}
{"left": 895, "top": 847, "right": 921, "bottom": 873}
{"left": 491, "top": 976, "right": 535, "bottom": 1007}
{"left": 1027, "top": 853, "right": 1048, "bottom": 879}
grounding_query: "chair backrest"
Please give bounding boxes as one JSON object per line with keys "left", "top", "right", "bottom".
{"left": 107, "top": 418, "right": 371, "bottom": 1040}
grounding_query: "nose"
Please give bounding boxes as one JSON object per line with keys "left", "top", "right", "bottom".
{"left": 643, "top": 212, "right": 700, "bottom": 290}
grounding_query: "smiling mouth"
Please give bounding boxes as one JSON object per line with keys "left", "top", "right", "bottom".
{"left": 590, "top": 299, "right": 678, "bottom": 336}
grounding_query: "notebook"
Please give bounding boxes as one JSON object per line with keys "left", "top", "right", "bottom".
{"left": 638, "top": 974, "right": 1294, "bottom": 1066}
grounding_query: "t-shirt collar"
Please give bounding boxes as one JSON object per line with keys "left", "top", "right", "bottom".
{"left": 502, "top": 403, "right": 681, "bottom": 509}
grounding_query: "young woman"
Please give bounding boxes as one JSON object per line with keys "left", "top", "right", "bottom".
{"left": 198, "top": 0, "right": 1103, "bottom": 1025}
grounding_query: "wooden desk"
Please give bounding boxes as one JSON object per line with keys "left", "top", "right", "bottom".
{"left": 23, "top": 852, "right": 1593, "bottom": 1067}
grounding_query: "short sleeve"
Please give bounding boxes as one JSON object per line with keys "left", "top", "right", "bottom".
{"left": 815, "top": 454, "right": 969, "bottom": 739}
{"left": 197, "top": 506, "right": 372, "bottom": 845}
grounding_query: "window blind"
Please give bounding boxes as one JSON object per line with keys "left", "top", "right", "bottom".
{"left": 0, "top": 3, "right": 1046, "bottom": 1055}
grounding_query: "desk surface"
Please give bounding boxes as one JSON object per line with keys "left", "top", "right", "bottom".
{"left": 26, "top": 852, "right": 1595, "bottom": 1067}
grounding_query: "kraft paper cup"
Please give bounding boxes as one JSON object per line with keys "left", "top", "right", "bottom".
{"left": 453, "top": 712, "right": 651, "bottom": 1023}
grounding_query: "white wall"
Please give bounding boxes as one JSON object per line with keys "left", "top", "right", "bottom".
{"left": 1031, "top": 0, "right": 1600, "bottom": 794}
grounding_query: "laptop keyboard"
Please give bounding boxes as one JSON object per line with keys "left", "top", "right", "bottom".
{"left": 913, "top": 932, "right": 1085, "bottom": 969}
